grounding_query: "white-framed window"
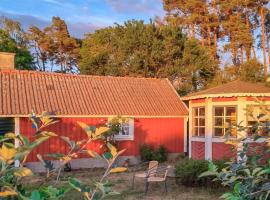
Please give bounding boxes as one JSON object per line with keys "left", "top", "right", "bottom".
{"left": 213, "top": 106, "right": 237, "bottom": 137}
{"left": 246, "top": 105, "right": 270, "bottom": 137}
{"left": 192, "top": 107, "right": 205, "bottom": 137}
{"left": 108, "top": 118, "right": 134, "bottom": 140}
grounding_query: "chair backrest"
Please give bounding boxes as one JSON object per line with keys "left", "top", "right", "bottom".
{"left": 157, "top": 165, "right": 171, "bottom": 180}
{"left": 148, "top": 161, "right": 158, "bottom": 177}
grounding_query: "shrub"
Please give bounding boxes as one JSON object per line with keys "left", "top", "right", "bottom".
{"left": 139, "top": 144, "right": 168, "bottom": 163}
{"left": 175, "top": 158, "right": 226, "bottom": 187}
{"left": 153, "top": 145, "right": 168, "bottom": 162}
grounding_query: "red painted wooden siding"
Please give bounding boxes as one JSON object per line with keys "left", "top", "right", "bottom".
{"left": 191, "top": 141, "right": 205, "bottom": 160}
{"left": 20, "top": 117, "right": 107, "bottom": 162}
{"left": 20, "top": 117, "right": 185, "bottom": 162}
{"left": 246, "top": 97, "right": 270, "bottom": 101}
{"left": 212, "top": 97, "right": 238, "bottom": 102}
{"left": 191, "top": 99, "right": 205, "bottom": 104}
{"left": 212, "top": 143, "right": 236, "bottom": 160}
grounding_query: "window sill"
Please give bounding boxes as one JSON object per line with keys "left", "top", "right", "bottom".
{"left": 114, "top": 136, "right": 134, "bottom": 141}
{"left": 191, "top": 137, "right": 205, "bottom": 142}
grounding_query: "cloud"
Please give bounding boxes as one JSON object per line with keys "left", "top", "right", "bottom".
{"left": 0, "top": 11, "right": 102, "bottom": 38}
{"left": 106, "top": 0, "right": 164, "bottom": 17}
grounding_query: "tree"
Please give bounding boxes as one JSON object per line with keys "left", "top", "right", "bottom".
{"left": 79, "top": 20, "right": 187, "bottom": 77}
{"left": 27, "top": 17, "right": 80, "bottom": 73}
{"left": 264, "top": 12, "right": 270, "bottom": 74}
{"left": 162, "top": 0, "right": 270, "bottom": 76}
{"left": 0, "top": 18, "right": 34, "bottom": 70}
{"left": 28, "top": 26, "right": 54, "bottom": 71}
{"left": 176, "top": 38, "right": 218, "bottom": 95}
{"left": 239, "top": 59, "right": 264, "bottom": 82}
{"left": 79, "top": 20, "right": 218, "bottom": 95}
{"left": 211, "top": 59, "right": 264, "bottom": 86}
{"left": 45, "top": 17, "right": 80, "bottom": 73}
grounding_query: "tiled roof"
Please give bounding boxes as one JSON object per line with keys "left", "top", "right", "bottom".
{"left": 183, "top": 80, "right": 270, "bottom": 100}
{"left": 0, "top": 70, "right": 188, "bottom": 117}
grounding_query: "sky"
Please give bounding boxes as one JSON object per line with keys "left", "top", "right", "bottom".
{"left": 0, "top": 0, "right": 165, "bottom": 38}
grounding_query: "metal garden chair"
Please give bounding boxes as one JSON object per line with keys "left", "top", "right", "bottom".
{"left": 131, "top": 160, "right": 159, "bottom": 189}
{"left": 144, "top": 165, "right": 171, "bottom": 194}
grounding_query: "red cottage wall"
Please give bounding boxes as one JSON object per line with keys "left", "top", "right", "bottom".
{"left": 20, "top": 117, "right": 185, "bottom": 162}
{"left": 191, "top": 141, "right": 205, "bottom": 160}
{"left": 212, "top": 97, "right": 238, "bottom": 102}
{"left": 212, "top": 143, "right": 236, "bottom": 160}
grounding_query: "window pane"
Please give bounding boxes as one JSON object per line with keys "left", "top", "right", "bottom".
{"left": 193, "top": 127, "right": 199, "bottom": 136}
{"left": 199, "top": 118, "right": 205, "bottom": 126}
{"left": 226, "top": 107, "right": 236, "bottom": 117}
{"left": 194, "top": 118, "right": 199, "bottom": 126}
{"left": 199, "top": 108, "right": 205, "bottom": 116}
{"left": 194, "top": 108, "right": 199, "bottom": 116}
{"left": 121, "top": 124, "right": 129, "bottom": 135}
{"left": 225, "top": 117, "right": 236, "bottom": 126}
{"left": 214, "top": 117, "right": 223, "bottom": 126}
{"left": 214, "top": 128, "right": 223, "bottom": 136}
{"left": 215, "top": 107, "right": 224, "bottom": 116}
{"left": 199, "top": 128, "right": 205, "bottom": 136}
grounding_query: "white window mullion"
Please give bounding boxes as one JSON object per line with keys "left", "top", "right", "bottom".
{"left": 205, "top": 98, "right": 212, "bottom": 160}
{"left": 128, "top": 118, "right": 134, "bottom": 140}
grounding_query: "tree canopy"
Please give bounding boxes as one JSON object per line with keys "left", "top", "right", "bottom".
{"left": 28, "top": 17, "right": 80, "bottom": 73}
{"left": 0, "top": 18, "right": 33, "bottom": 70}
{"left": 79, "top": 20, "right": 218, "bottom": 94}
{"left": 163, "top": 0, "right": 269, "bottom": 76}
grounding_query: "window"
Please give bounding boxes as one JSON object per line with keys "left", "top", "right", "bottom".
{"left": 0, "top": 118, "right": 14, "bottom": 136}
{"left": 193, "top": 107, "right": 205, "bottom": 137}
{"left": 247, "top": 105, "right": 270, "bottom": 137}
{"left": 213, "top": 106, "right": 237, "bottom": 137}
{"left": 109, "top": 118, "right": 134, "bottom": 140}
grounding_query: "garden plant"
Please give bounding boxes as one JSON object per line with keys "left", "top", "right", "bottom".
{"left": 0, "top": 112, "right": 127, "bottom": 200}
{"left": 200, "top": 103, "right": 270, "bottom": 200}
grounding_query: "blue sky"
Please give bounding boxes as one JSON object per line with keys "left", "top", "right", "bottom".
{"left": 0, "top": 0, "right": 164, "bottom": 38}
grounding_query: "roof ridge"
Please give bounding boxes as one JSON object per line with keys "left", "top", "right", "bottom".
{"left": 184, "top": 80, "right": 270, "bottom": 99}
{"left": 0, "top": 69, "right": 166, "bottom": 81}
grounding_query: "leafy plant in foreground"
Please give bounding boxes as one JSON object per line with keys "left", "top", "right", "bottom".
{"left": 0, "top": 113, "right": 127, "bottom": 200}
{"left": 200, "top": 102, "right": 270, "bottom": 200}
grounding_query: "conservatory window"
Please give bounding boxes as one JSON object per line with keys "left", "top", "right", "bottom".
{"left": 193, "top": 107, "right": 205, "bottom": 137}
{"left": 213, "top": 106, "right": 237, "bottom": 137}
{"left": 247, "top": 105, "right": 270, "bottom": 137}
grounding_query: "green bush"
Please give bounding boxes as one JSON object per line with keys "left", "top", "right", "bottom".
{"left": 175, "top": 158, "right": 226, "bottom": 187}
{"left": 139, "top": 144, "right": 168, "bottom": 162}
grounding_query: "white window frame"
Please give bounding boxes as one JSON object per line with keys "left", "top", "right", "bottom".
{"left": 108, "top": 118, "right": 134, "bottom": 141}
{"left": 192, "top": 107, "right": 205, "bottom": 137}
{"left": 213, "top": 106, "right": 237, "bottom": 137}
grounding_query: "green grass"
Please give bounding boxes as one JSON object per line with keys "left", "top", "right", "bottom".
{"left": 23, "top": 169, "right": 225, "bottom": 200}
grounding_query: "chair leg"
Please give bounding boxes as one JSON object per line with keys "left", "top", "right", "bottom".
{"left": 164, "top": 179, "right": 168, "bottom": 193}
{"left": 145, "top": 181, "right": 149, "bottom": 195}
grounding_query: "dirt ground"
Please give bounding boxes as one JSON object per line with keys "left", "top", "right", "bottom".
{"left": 24, "top": 168, "right": 225, "bottom": 200}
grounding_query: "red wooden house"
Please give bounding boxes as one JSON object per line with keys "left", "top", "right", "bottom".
{"left": 0, "top": 63, "right": 188, "bottom": 171}
{"left": 182, "top": 80, "right": 270, "bottom": 161}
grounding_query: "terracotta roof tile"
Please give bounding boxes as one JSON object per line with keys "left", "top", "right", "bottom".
{"left": 183, "top": 80, "right": 270, "bottom": 99}
{"left": 0, "top": 70, "right": 188, "bottom": 116}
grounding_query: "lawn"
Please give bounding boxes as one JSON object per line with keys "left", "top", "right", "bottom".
{"left": 23, "top": 168, "right": 225, "bottom": 200}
